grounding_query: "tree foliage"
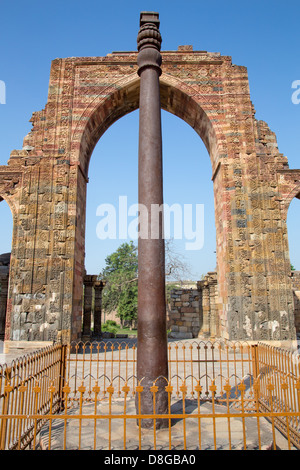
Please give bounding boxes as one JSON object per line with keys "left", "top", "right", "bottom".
{"left": 99, "top": 239, "right": 193, "bottom": 328}
{"left": 99, "top": 241, "right": 138, "bottom": 327}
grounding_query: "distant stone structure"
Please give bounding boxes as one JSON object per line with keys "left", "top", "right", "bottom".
{"left": 0, "top": 258, "right": 106, "bottom": 342}
{"left": 0, "top": 40, "right": 299, "bottom": 344}
{"left": 82, "top": 275, "right": 105, "bottom": 340}
{"left": 291, "top": 271, "right": 300, "bottom": 337}
{"left": 167, "top": 274, "right": 221, "bottom": 339}
{"left": 168, "top": 286, "right": 202, "bottom": 339}
{"left": 169, "top": 270, "right": 300, "bottom": 340}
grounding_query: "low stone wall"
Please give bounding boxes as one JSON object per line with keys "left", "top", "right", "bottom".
{"left": 167, "top": 288, "right": 201, "bottom": 339}
{"left": 167, "top": 272, "right": 220, "bottom": 339}
{"left": 292, "top": 271, "right": 300, "bottom": 290}
{"left": 291, "top": 271, "right": 300, "bottom": 335}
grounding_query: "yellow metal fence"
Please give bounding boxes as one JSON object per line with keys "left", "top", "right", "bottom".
{"left": 1, "top": 340, "right": 300, "bottom": 450}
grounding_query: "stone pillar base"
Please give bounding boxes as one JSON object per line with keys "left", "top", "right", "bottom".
{"left": 81, "top": 335, "right": 92, "bottom": 343}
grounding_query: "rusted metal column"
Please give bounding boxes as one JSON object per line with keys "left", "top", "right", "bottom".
{"left": 136, "top": 12, "right": 168, "bottom": 428}
{"left": 93, "top": 280, "right": 105, "bottom": 338}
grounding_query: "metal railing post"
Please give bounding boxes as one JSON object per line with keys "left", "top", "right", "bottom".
{"left": 251, "top": 344, "right": 259, "bottom": 380}
{"left": 58, "top": 344, "right": 67, "bottom": 411}
{"left": 0, "top": 368, "right": 12, "bottom": 450}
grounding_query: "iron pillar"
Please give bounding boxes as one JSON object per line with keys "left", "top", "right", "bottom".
{"left": 136, "top": 12, "right": 169, "bottom": 428}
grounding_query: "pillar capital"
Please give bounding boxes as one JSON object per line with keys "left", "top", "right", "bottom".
{"left": 94, "top": 280, "right": 106, "bottom": 290}
{"left": 137, "top": 11, "right": 162, "bottom": 76}
{"left": 139, "top": 11, "right": 160, "bottom": 28}
{"left": 84, "top": 274, "right": 98, "bottom": 286}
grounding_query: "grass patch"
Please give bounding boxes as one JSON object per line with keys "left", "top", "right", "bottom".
{"left": 116, "top": 327, "right": 137, "bottom": 336}
{"left": 102, "top": 320, "right": 137, "bottom": 336}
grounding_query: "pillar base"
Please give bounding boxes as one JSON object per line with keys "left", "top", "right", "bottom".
{"left": 135, "top": 376, "right": 169, "bottom": 429}
{"left": 81, "top": 334, "right": 92, "bottom": 342}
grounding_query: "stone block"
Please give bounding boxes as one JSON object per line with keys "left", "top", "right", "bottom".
{"left": 181, "top": 294, "right": 190, "bottom": 302}
{"left": 179, "top": 326, "right": 188, "bottom": 333}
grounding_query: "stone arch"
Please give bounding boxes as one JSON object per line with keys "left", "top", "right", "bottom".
{"left": 0, "top": 193, "right": 17, "bottom": 272}
{"left": 282, "top": 184, "right": 300, "bottom": 221}
{"left": 285, "top": 185, "right": 300, "bottom": 266}
{"left": 285, "top": 188, "right": 300, "bottom": 335}
{"left": 71, "top": 72, "right": 227, "bottom": 177}
{"left": 0, "top": 189, "right": 18, "bottom": 222}
{"left": 0, "top": 196, "right": 14, "bottom": 340}
{"left": 69, "top": 72, "right": 229, "bottom": 341}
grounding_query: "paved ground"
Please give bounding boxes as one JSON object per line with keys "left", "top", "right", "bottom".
{"left": 0, "top": 339, "right": 54, "bottom": 366}
{"left": 38, "top": 395, "right": 295, "bottom": 450}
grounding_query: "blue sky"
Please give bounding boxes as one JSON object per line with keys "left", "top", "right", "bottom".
{"left": 0, "top": 0, "right": 299, "bottom": 278}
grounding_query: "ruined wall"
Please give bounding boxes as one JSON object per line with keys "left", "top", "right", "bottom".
{"left": 0, "top": 46, "right": 299, "bottom": 343}
{"left": 168, "top": 287, "right": 201, "bottom": 339}
{"left": 168, "top": 273, "right": 220, "bottom": 339}
{"left": 168, "top": 270, "right": 300, "bottom": 340}
{"left": 291, "top": 271, "right": 300, "bottom": 336}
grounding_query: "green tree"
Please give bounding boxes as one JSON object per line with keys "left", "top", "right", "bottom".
{"left": 100, "top": 239, "right": 193, "bottom": 329}
{"left": 100, "top": 241, "right": 138, "bottom": 328}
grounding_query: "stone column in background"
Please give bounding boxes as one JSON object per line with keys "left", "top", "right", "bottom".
{"left": 0, "top": 272, "right": 9, "bottom": 339}
{"left": 82, "top": 275, "right": 94, "bottom": 339}
{"left": 198, "top": 280, "right": 211, "bottom": 337}
{"left": 93, "top": 280, "right": 105, "bottom": 338}
{"left": 208, "top": 273, "right": 218, "bottom": 337}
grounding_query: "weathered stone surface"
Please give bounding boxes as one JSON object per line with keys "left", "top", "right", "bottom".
{"left": 291, "top": 272, "right": 300, "bottom": 337}
{"left": 0, "top": 254, "right": 10, "bottom": 339}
